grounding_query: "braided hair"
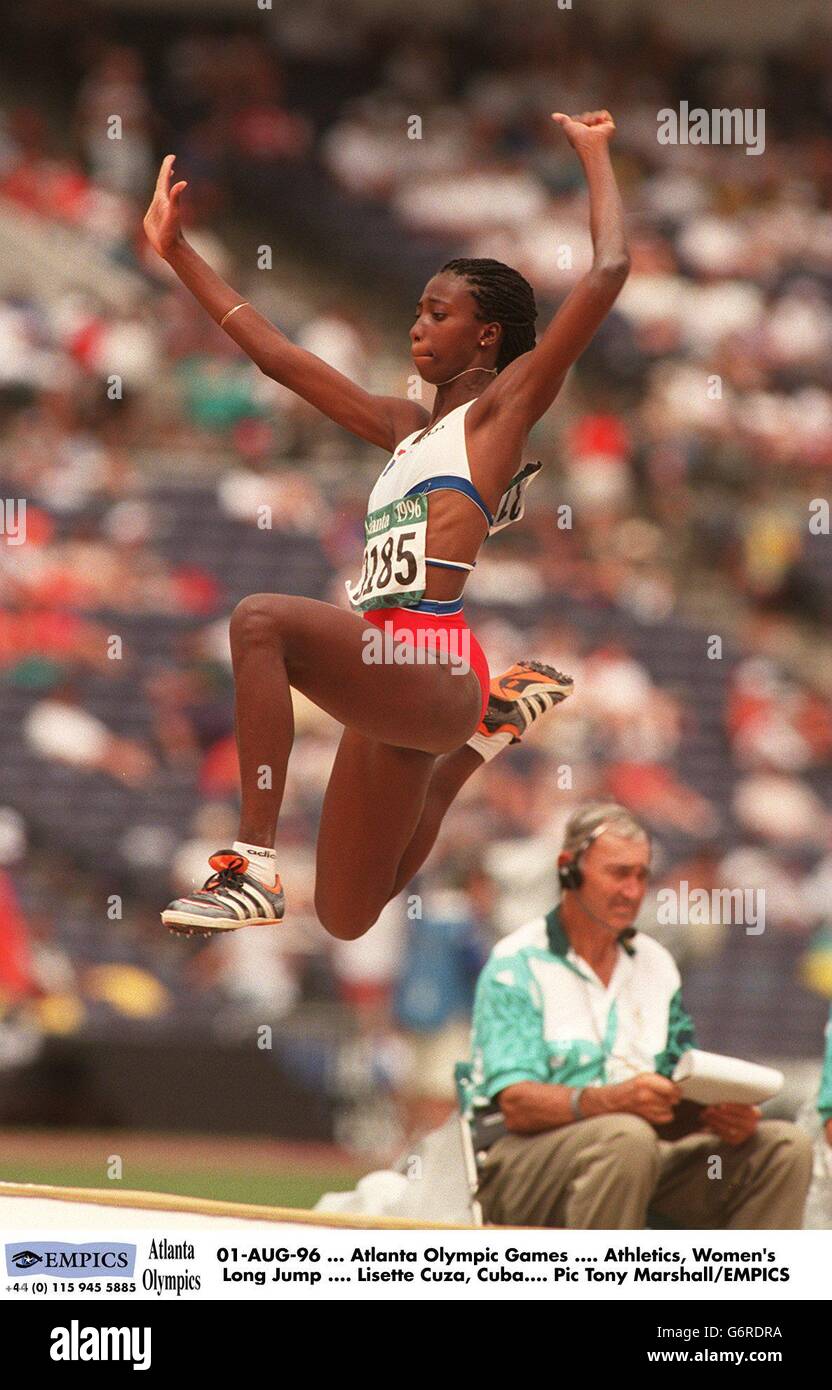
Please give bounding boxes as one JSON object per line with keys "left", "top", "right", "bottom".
{"left": 440, "top": 257, "right": 537, "bottom": 372}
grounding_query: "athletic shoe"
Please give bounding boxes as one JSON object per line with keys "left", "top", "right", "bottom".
{"left": 467, "top": 660, "right": 574, "bottom": 763}
{"left": 161, "top": 850, "right": 285, "bottom": 937}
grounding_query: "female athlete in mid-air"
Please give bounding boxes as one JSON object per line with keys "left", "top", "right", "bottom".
{"left": 143, "top": 108, "right": 628, "bottom": 941}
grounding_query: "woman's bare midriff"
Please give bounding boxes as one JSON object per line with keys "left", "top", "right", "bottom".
{"left": 420, "top": 489, "right": 490, "bottom": 600}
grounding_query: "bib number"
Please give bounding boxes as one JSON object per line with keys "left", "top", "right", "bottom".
{"left": 490, "top": 460, "right": 543, "bottom": 534}
{"left": 346, "top": 494, "right": 428, "bottom": 612}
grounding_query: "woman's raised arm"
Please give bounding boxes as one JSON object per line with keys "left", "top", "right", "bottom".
{"left": 144, "top": 155, "right": 426, "bottom": 451}
{"left": 481, "top": 111, "right": 629, "bottom": 429}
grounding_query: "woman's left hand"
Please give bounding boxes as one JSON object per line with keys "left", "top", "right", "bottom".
{"left": 552, "top": 109, "right": 616, "bottom": 152}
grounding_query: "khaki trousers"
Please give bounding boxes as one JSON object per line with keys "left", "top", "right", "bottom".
{"left": 476, "top": 1114, "right": 812, "bottom": 1229}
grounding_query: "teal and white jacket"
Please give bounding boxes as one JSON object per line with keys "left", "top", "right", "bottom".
{"left": 819, "top": 1004, "right": 832, "bottom": 1123}
{"left": 469, "top": 904, "right": 696, "bottom": 1106}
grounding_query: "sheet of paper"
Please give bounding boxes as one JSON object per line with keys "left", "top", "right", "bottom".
{"left": 672, "top": 1049, "right": 784, "bottom": 1105}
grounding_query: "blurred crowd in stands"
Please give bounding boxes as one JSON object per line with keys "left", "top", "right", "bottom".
{"left": 0, "top": 3, "right": 831, "bottom": 1141}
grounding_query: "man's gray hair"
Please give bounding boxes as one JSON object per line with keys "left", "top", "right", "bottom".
{"left": 561, "top": 802, "right": 649, "bottom": 857}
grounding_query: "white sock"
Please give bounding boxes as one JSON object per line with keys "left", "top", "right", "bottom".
{"left": 232, "top": 840, "right": 277, "bottom": 886}
{"left": 466, "top": 729, "right": 514, "bottom": 764}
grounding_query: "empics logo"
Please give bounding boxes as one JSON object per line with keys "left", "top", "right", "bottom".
{"left": 5, "top": 1241, "right": 136, "bottom": 1276}
{"left": 51, "top": 1321, "right": 151, "bottom": 1372}
{"left": 10, "top": 1249, "right": 41, "bottom": 1270}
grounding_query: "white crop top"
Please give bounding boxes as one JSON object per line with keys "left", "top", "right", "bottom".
{"left": 368, "top": 399, "right": 541, "bottom": 572}
{"left": 346, "top": 399, "right": 542, "bottom": 615}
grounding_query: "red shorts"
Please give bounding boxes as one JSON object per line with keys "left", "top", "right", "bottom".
{"left": 362, "top": 606, "right": 490, "bottom": 721}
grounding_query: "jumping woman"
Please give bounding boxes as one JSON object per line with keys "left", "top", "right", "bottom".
{"left": 143, "top": 108, "right": 629, "bottom": 941}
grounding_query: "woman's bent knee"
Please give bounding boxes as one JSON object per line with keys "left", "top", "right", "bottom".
{"left": 314, "top": 888, "right": 381, "bottom": 942}
{"left": 230, "top": 593, "right": 288, "bottom": 648}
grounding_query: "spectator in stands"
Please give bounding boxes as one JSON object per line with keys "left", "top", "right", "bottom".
{"left": 227, "top": 41, "right": 312, "bottom": 164}
{"left": 0, "top": 601, "right": 113, "bottom": 678}
{"left": 819, "top": 1004, "right": 832, "bottom": 1150}
{"left": 0, "top": 809, "right": 36, "bottom": 1010}
{"left": 469, "top": 802, "right": 813, "bottom": 1228}
{"left": 24, "top": 683, "right": 155, "bottom": 787}
{"left": 75, "top": 46, "right": 155, "bottom": 199}
{"left": 394, "top": 868, "right": 491, "bottom": 1136}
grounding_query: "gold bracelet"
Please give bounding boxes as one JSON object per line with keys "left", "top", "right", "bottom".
{"left": 220, "top": 301, "right": 250, "bottom": 328}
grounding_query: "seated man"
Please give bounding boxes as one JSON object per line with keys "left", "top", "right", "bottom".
{"left": 819, "top": 1003, "right": 832, "bottom": 1147}
{"left": 469, "top": 801, "right": 812, "bottom": 1229}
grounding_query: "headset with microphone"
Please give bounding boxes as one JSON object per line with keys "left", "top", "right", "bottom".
{"left": 557, "top": 821, "right": 638, "bottom": 944}
{"left": 557, "top": 822, "right": 608, "bottom": 891}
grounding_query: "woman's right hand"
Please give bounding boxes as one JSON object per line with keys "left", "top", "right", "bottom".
{"left": 143, "top": 154, "right": 188, "bottom": 260}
